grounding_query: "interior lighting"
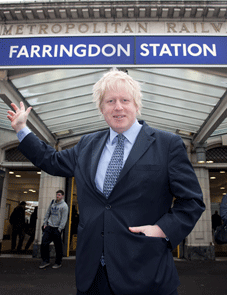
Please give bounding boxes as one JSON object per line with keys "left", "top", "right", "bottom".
{"left": 37, "top": 172, "right": 41, "bottom": 174}
{"left": 220, "top": 187, "right": 225, "bottom": 190}
{"left": 206, "top": 160, "right": 213, "bottom": 163}
{"left": 176, "top": 129, "right": 192, "bottom": 136}
{"left": 210, "top": 177, "right": 216, "bottom": 179}
{"left": 220, "top": 171, "right": 226, "bottom": 174}
{"left": 24, "top": 191, "right": 28, "bottom": 194}
{"left": 9, "top": 171, "right": 14, "bottom": 174}
{"left": 196, "top": 147, "right": 206, "bottom": 164}
{"left": 223, "top": 193, "right": 226, "bottom": 195}
{"left": 15, "top": 175, "right": 21, "bottom": 177}
{"left": 55, "top": 130, "right": 70, "bottom": 136}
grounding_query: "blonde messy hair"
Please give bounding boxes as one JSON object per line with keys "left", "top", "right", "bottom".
{"left": 93, "top": 68, "right": 142, "bottom": 115}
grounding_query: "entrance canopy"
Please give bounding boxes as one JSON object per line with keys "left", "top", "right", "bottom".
{"left": 0, "top": 67, "right": 227, "bottom": 147}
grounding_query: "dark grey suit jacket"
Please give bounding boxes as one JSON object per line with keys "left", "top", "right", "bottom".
{"left": 18, "top": 120, "right": 205, "bottom": 295}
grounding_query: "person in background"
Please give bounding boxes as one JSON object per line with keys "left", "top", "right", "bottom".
{"left": 220, "top": 195, "right": 227, "bottom": 225}
{"left": 7, "top": 69, "right": 205, "bottom": 295}
{"left": 25, "top": 206, "right": 38, "bottom": 251}
{"left": 70, "top": 205, "right": 79, "bottom": 245}
{"left": 39, "top": 190, "right": 68, "bottom": 269}
{"left": 212, "top": 210, "right": 222, "bottom": 231}
{"left": 10, "top": 201, "right": 26, "bottom": 251}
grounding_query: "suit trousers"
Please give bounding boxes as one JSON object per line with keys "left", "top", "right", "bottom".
{"left": 11, "top": 226, "right": 25, "bottom": 250}
{"left": 76, "top": 263, "right": 178, "bottom": 295}
{"left": 41, "top": 226, "right": 63, "bottom": 264}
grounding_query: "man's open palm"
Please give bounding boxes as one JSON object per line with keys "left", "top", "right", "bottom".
{"left": 7, "top": 101, "right": 32, "bottom": 133}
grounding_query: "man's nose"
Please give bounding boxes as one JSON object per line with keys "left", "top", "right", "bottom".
{"left": 114, "top": 100, "right": 123, "bottom": 110}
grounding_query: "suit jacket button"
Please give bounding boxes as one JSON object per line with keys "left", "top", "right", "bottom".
{"left": 101, "top": 231, "right": 104, "bottom": 237}
{"left": 106, "top": 204, "right": 111, "bottom": 209}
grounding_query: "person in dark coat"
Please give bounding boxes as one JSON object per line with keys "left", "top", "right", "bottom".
{"left": 10, "top": 201, "right": 26, "bottom": 251}
{"left": 212, "top": 210, "right": 222, "bottom": 231}
{"left": 25, "top": 207, "right": 38, "bottom": 250}
{"left": 70, "top": 206, "right": 79, "bottom": 245}
{"left": 220, "top": 195, "right": 227, "bottom": 225}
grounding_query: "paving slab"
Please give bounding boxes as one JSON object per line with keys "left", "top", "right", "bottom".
{"left": 0, "top": 256, "right": 227, "bottom": 295}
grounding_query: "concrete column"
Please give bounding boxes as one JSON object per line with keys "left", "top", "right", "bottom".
{"left": 184, "top": 167, "right": 215, "bottom": 260}
{"left": 0, "top": 169, "right": 8, "bottom": 254}
{"left": 33, "top": 171, "right": 65, "bottom": 258}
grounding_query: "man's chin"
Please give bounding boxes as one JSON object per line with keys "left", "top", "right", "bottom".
{"left": 112, "top": 125, "right": 127, "bottom": 133}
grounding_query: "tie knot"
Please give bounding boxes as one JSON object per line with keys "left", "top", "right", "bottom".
{"left": 117, "top": 133, "right": 125, "bottom": 143}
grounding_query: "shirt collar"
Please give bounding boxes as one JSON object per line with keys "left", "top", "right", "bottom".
{"left": 109, "top": 119, "right": 142, "bottom": 144}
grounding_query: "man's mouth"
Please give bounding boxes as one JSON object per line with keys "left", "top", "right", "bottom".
{"left": 114, "top": 115, "right": 125, "bottom": 119}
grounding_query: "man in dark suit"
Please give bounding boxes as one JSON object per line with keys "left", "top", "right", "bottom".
{"left": 7, "top": 69, "right": 205, "bottom": 295}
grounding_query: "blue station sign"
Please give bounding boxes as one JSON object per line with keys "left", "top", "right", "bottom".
{"left": 0, "top": 35, "right": 226, "bottom": 67}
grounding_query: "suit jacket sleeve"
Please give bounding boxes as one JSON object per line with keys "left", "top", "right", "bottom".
{"left": 156, "top": 136, "right": 205, "bottom": 250}
{"left": 18, "top": 132, "right": 78, "bottom": 177}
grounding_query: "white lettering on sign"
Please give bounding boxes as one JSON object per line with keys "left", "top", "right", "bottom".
{"left": 9, "top": 43, "right": 131, "bottom": 58}
{"left": 140, "top": 43, "right": 217, "bottom": 57}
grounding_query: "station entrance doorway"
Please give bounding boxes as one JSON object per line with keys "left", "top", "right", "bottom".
{"left": 2, "top": 169, "right": 40, "bottom": 254}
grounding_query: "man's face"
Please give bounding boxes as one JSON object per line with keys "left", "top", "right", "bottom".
{"left": 101, "top": 87, "right": 139, "bottom": 134}
{"left": 56, "top": 193, "right": 64, "bottom": 202}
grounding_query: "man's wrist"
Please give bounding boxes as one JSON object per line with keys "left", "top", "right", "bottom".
{"left": 17, "top": 126, "right": 31, "bottom": 142}
{"left": 15, "top": 124, "right": 26, "bottom": 133}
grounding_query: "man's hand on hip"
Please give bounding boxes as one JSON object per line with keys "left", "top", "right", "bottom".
{"left": 129, "top": 225, "right": 167, "bottom": 238}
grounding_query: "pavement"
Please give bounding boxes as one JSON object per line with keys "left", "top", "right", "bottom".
{"left": 0, "top": 255, "right": 227, "bottom": 295}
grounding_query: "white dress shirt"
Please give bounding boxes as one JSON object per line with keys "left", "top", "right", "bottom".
{"left": 95, "top": 119, "right": 142, "bottom": 193}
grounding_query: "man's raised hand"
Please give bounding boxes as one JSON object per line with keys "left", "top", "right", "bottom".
{"left": 7, "top": 101, "right": 32, "bottom": 133}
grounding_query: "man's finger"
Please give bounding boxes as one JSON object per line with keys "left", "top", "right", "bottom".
{"left": 7, "top": 110, "right": 15, "bottom": 116}
{"left": 10, "top": 103, "right": 19, "bottom": 112}
{"left": 129, "top": 226, "right": 145, "bottom": 233}
{"left": 20, "top": 101, "right": 25, "bottom": 111}
{"left": 26, "top": 106, "right": 32, "bottom": 115}
{"left": 7, "top": 114, "right": 13, "bottom": 121}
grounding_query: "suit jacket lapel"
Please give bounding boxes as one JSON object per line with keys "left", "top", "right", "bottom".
{"left": 90, "top": 130, "right": 109, "bottom": 190}
{"left": 118, "top": 123, "right": 156, "bottom": 183}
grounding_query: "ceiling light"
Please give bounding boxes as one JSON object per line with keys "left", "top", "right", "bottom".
{"left": 220, "top": 187, "right": 225, "bottom": 190}
{"left": 210, "top": 177, "right": 216, "bottom": 179}
{"left": 9, "top": 171, "right": 14, "bottom": 174}
{"left": 55, "top": 130, "right": 70, "bottom": 136}
{"left": 24, "top": 191, "right": 28, "bottom": 194}
{"left": 176, "top": 129, "right": 192, "bottom": 136}
{"left": 220, "top": 171, "right": 226, "bottom": 174}
{"left": 206, "top": 161, "right": 213, "bottom": 163}
{"left": 37, "top": 172, "right": 41, "bottom": 174}
{"left": 223, "top": 193, "right": 226, "bottom": 195}
{"left": 15, "top": 175, "right": 21, "bottom": 177}
{"left": 196, "top": 146, "right": 206, "bottom": 164}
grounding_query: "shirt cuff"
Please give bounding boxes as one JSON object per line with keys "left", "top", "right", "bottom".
{"left": 17, "top": 126, "right": 31, "bottom": 142}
